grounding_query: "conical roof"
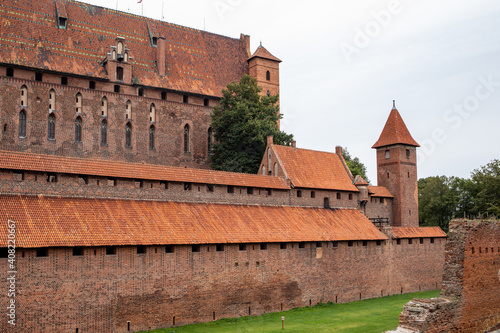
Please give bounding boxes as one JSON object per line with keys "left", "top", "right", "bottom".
{"left": 248, "top": 44, "right": 282, "bottom": 62}
{"left": 372, "top": 105, "right": 420, "bottom": 148}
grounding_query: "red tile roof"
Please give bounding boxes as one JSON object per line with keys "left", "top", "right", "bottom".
{"left": 0, "top": 150, "right": 289, "bottom": 189}
{"left": 0, "top": 195, "right": 388, "bottom": 248}
{"left": 390, "top": 227, "right": 447, "bottom": 239}
{"left": 0, "top": 0, "right": 249, "bottom": 97}
{"left": 368, "top": 186, "right": 393, "bottom": 198}
{"left": 248, "top": 45, "right": 282, "bottom": 62}
{"left": 372, "top": 108, "right": 420, "bottom": 148}
{"left": 272, "top": 146, "right": 358, "bottom": 191}
{"left": 353, "top": 175, "right": 369, "bottom": 186}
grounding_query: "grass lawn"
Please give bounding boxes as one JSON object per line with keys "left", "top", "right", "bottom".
{"left": 141, "top": 290, "right": 439, "bottom": 333}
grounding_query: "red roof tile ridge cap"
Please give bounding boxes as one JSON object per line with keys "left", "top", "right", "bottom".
{"left": 273, "top": 145, "right": 338, "bottom": 156}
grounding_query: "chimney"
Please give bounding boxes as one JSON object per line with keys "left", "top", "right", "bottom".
{"left": 267, "top": 135, "right": 273, "bottom": 146}
{"left": 335, "top": 146, "right": 343, "bottom": 156}
{"left": 157, "top": 37, "right": 166, "bottom": 76}
{"left": 291, "top": 140, "right": 296, "bottom": 148}
{"left": 240, "top": 34, "right": 251, "bottom": 57}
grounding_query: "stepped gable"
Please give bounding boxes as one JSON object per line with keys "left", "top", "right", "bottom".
{"left": 372, "top": 107, "right": 420, "bottom": 148}
{"left": 0, "top": 195, "right": 388, "bottom": 248}
{"left": 368, "top": 186, "right": 393, "bottom": 198}
{"left": 272, "top": 145, "right": 358, "bottom": 191}
{"left": 0, "top": 150, "right": 289, "bottom": 189}
{"left": 0, "top": 0, "right": 248, "bottom": 97}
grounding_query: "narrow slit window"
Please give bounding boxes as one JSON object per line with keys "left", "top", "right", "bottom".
{"left": 19, "top": 110, "right": 27, "bottom": 138}
{"left": 48, "top": 113, "right": 56, "bottom": 140}
{"left": 125, "top": 122, "right": 132, "bottom": 147}
{"left": 149, "top": 125, "right": 155, "bottom": 150}
{"left": 184, "top": 124, "right": 190, "bottom": 153}
{"left": 74, "top": 116, "right": 82, "bottom": 142}
{"left": 101, "top": 119, "right": 107, "bottom": 145}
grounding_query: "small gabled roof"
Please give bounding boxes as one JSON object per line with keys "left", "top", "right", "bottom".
{"left": 372, "top": 104, "right": 420, "bottom": 149}
{"left": 0, "top": 195, "right": 388, "bottom": 248}
{"left": 248, "top": 44, "right": 282, "bottom": 63}
{"left": 353, "top": 175, "right": 369, "bottom": 186}
{"left": 272, "top": 145, "right": 358, "bottom": 192}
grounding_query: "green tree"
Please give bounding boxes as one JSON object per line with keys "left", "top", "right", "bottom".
{"left": 469, "top": 159, "right": 500, "bottom": 217}
{"left": 342, "top": 149, "right": 370, "bottom": 183}
{"left": 210, "top": 74, "right": 293, "bottom": 173}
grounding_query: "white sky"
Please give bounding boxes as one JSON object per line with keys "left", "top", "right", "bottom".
{"left": 82, "top": 0, "right": 500, "bottom": 183}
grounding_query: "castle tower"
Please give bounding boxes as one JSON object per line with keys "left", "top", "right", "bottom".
{"left": 248, "top": 44, "right": 282, "bottom": 127}
{"left": 372, "top": 102, "right": 420, "bottom": 227}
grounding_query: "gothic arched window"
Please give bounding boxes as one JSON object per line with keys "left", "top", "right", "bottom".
{"left": 48, "top": 113, "right": 56, "bottom": 140}
{"left": 101, "top": 119, "right": 107, "bottom": 145}
{"left": 75, "top": 116, "right": 82, "bottom": 142}
{"left": 149, "top": 125, "right": 155, "bottom": 150}
{"left": 125, "top": 122, "right": 132, "bottom": 147}
{"left": 19, "top": 110, "right": 26, "bottom": 138}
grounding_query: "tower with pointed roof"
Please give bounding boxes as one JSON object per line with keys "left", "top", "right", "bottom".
{"left": 248, "top": 44, "right": 282, "bottom": 126}
{"left": 372, "top": 102, "right": 420, "bottom": 227}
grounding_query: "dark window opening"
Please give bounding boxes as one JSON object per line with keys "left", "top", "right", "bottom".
{"left": 316, "top": 242, "right": 322, "bottom": 248}
{"left": 138, "top": 87, "right": 144, "bottom": 96}
{"left": 216, "top": 244, "right": 224, "bottom": 252}
{"left": 101, "top": 119, "right": 107, "bottom": 145}
{"left": 380, "top": 198, "right": 385, "bottom": 204}
{"left": 239, "top": 244, "right": 246, "bottom": 251}
{"left": 337, "top": 193, "right": 341, "bottom": 200}
{"left": 78, "top": 175, "right": 88, "bottom": 185}
{"left": 396, "top": 239, "right": 401, "bottom": 245}
{"left": 247, "top": 187, "right": 254, "bottom": 195}
{"left": 362, "top": 240, "right": 368, "bottom": 247}
{"left": 430, "top": 238, "right": 435, "bottom": 244}
{"left": 152, "top": 37, "right": 158, "bottom": 46}
{"left": 137, "top": 245, "right": 146, "bottom": 254}
{"left": 184, "top": 183, "right": 192, "bottom": 191}
{"left": 311, "top": 191, "right": 316, "bottom": 198}
{"left": 183, "top": 95, "right": 188, "bottom": 103}
{"left": 6, "top": 68, "right": 14, "bottom": 77}
{"left": 0, "top": 248, "right": 9, "bottom": 258}
{"left": 114, "top": 85, "right": 120, "bottom": 93}
{"left": 47, "top": 173, "right": 57, "bottom": 183}
{"left": 204, "top": 98, "right": 209, "bottom": 106}
{"left": 4, "top": 124, "right": 7, "bottom": 132}
{"left": 266, "top": 189, "right": 272, "bottom": 196}
{"left": 266, "top": 70, "right": 270, "bottom": 81}
{"left": 36, "top": 248, "right": 48, "bottom": 257}
{"left": 406, "top": 149, "right": 410, "bottom": 159}
{"left": 161, "top": 91, "right": 167, "bottom": 100}
{"left": 420, "top": 238, "right": 424, "bottom": 244}
{"left": 348, "top": 241, "right": 354, "bottom": 247}
{"left": 408, "top": 172, "right": 410, "bottom": 178}
{"left": 61, "top": 77, "right": 68, "bottom": 85}
{"left": 227, "top": 185, "right": 234, "bottom": 194}
{"left": 75, "top": 117, "right": 82, "bottom": 143}
{"left": 35, "top": 73, "right": 43, "bottom": 81}
{"left": 376, "top": 240, "right": 382, "bottom": 246}
{"left": 192, "top": 244, "right": 200, "bottom": 252}
{"left": 408, "top": 238, "right": 413, "bottom": 245}
{"left": 349, "top": 193, "right": 353, "bottom": 200}
{"left": 280, "top": 243, "right": 287, "bottom": 250}
{"left": 135, "top": 180, "right": 143, "bottom": 188}
{"left": 48, "top": 113, "right": 56, "bottom": 140}
{"left": 184, "top": 124, "right": 190, "bottom": 153}
{"left": 58, "top": 16, "right": 67, "bottom": 29}
{"left": 385, "top": 150, "right": 390, "bottom": 159}
{"left": 165, "top": 245, "right": 174, "bottom": 253}
{"left": 332, "top": 241, "right": 339, "bottom": 248}
{"left": 260, "top": 243, "right": 267, "bottom": 250}
{"left": 297, "top": 190, "right": 302, "bottom": 198}
{"left": 323, "top": 197, "right": 330, "bottom": 209}
{"left": 108, "top": 178, "right": 117, "bottom": 186}
{"left": 125, "top": 122, "right": 132, "bottom": 147}
{"left": 13, "top": 171, "right": 24, "bottom": 181}
{"left": 206, "top": 184, "right": 214, "bottom": 192}
{"left": 89, "top": 81, "right": 96, "bottom": 89}
{"left": 298, "top": 242, "right": 305, "bottom": 249}
{"left": 149, "top": 125, "right": 155, "bottom": 150}
{"left": 116, "top": 67, "right": 124, "bottom": 81}
{"left": 106, "top": 246, "right": 116, "bottom": 255}
{"left": 387, "top": 172, "right": 390, "bottom": 179}
{"left": 19, "top": 110, "right": 26, "bottom": 138}
{"left": 266, "top": 90, "right": 270, "bottom": 96}
{"left": 73, "top": 247, "right": 84, "bottom": 256}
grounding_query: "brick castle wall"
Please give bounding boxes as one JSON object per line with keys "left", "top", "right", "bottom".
{"left": 1, "top": 238, "right": 444, "bottom": 333}
{"left": 396, "top": 220, "right": 500, "bottom": 333}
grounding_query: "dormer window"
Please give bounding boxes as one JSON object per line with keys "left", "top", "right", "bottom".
{"left": 152, "top": 37, "right": 158, "bottom": 47}
{"left": 58, "top": 16, "right": 67, "bottom": 29}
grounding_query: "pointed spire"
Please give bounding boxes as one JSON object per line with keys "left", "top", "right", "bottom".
{"left": 248, "top": 44, "right": 282, "bottom": 63}
{"left": 372, "top": 103, "right": 420, "bottom": 148}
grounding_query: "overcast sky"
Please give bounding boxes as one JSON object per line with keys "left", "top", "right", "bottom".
{"left": 83, "top": 0, "right": 500, "bottom": 183}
